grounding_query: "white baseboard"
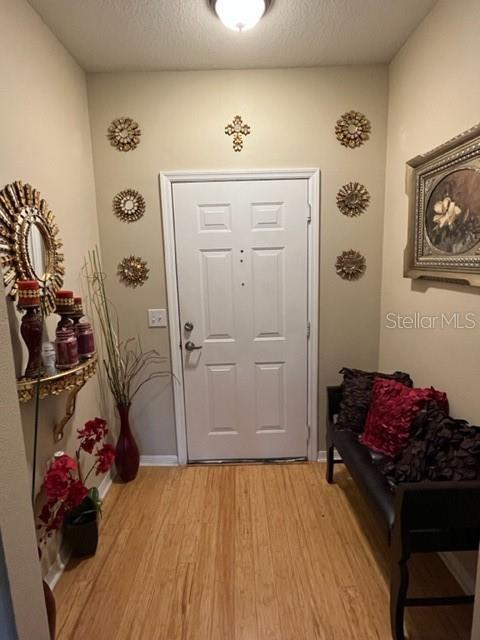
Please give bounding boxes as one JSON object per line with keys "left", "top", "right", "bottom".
{"left": 317, "top": 450, "right": 342, "bottom": 462}
{"left": 44, "top": 471, "right": 114, "bottom": 590}
{"left": 440, "top": 552, "right": 477, "bottom": 595}
{"left": 98, "top": 470, "right": 113, "bottom": 499}
{"left": 140, "top": 455, "right": 179, "bottom": 466}
{"left": 44, "top": 545, "right": 70, "bottom": 591}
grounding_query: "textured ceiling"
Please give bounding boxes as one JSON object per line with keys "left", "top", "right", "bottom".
{"left": 28, "top": 0, "right": 436, "bottom": 72}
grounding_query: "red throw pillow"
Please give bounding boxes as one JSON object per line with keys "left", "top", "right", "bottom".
{"left": 360, "top": 377, "right": 449, "bottom": 457}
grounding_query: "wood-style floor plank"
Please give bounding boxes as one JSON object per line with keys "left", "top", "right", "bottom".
{"left": 54, "top": 464, "right": 473, "bottom": 640}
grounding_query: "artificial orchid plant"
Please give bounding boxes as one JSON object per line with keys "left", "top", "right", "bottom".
{"left": 38, "top": 417, "right": 115, "bottom": 542}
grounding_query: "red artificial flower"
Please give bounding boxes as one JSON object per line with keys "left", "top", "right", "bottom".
{"left": 44, "top": 468, "right": 71, "bottom": 502}
{"left": 95, "top": 444, "right": 115, "bottom": 475}
{"left": 77, "top": 417, "right": 108, "bottom": 454}
{"left": 50, "top": 453, "right": 76, "bottom": 473}
{"left": 67, "top": 480, "right": 88, "bottom": 508}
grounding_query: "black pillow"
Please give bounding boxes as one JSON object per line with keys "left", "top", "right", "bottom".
{"left": 380, "top": 401, "right": 480, "bottom": 483}
{"left": 336, "top": 367, "right": 413, "bottom": 433}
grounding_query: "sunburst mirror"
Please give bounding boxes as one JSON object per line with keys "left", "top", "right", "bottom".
{"left": 0, "top": 181, "right": 65, "bottom": 313}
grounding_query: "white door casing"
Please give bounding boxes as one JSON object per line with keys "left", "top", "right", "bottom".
{"left": 160, "top": 170, "right": 320, "bottom": 464}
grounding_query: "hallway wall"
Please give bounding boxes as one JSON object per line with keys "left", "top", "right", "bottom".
{"left": 0, "top": 277, "right": 50, "bottom": 638}
{"left": 381, "top": 0, "right": 480, "bottom": 595}
{"left": 87, "top": 66, "right": 389, "bottom": 456}
{"left": 0, "top": 0, "right": 108, "bottom": 577}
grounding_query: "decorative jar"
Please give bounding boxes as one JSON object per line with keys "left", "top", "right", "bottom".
{"left": 77, "top": 322, "right": 95, "bottom": 359}
{"left": 41, "top": 342, "right": 57, "bottom": 376}
{"left": 55, "top": 327, "right": 79, "bottom": 370}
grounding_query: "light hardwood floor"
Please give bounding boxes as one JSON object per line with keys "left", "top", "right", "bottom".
{"left": 54, "top": 463, "right": 473, "bottom": 639}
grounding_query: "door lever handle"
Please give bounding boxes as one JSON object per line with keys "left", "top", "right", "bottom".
{"left": 185, "top": 340, "right": 202, "bottom": 352}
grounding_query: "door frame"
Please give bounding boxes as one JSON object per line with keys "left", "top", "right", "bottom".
{"left": 159, "top": 169, "right": 320, "bottom": 464}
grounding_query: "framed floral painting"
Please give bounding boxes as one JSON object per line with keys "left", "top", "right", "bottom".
{"left": 405, "top": 123, "right": 480, "bottom": 287}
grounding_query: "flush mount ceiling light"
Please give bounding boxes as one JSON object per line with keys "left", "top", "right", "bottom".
{"left": 209, "top": 0, "right": 272, "bottom": 32}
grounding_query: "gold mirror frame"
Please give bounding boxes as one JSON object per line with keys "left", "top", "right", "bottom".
{"left": 0, "top": 181, "right": 65, "bottom": 313}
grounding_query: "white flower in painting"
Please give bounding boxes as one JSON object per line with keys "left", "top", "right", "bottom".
{"left": 433, "top": 197, "right": 462, "bottom": 228}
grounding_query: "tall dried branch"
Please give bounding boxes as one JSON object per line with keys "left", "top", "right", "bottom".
{"left": 84, "top": 248, "right": 170, "bottom": 407}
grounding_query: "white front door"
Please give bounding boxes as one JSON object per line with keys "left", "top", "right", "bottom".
{"left": 173, "top": 179, "right": 309, "bottom": 461}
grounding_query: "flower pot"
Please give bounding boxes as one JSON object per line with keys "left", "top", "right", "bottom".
{"left": 63, "top": 496, "right": 99, "bottom": 557}
{"left": 115, "top": 403, "right": 140, "bottom": 482}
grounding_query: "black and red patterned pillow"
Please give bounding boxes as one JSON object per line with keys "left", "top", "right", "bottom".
{"left": 380, "top": 401, "right": 480, "bottom": 483}
{"left": 336, "top": 368, "right": 413, "bottom": 433}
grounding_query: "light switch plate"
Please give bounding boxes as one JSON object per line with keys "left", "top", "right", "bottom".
{"left": 148, "top": 308, "right": 167, "bottom": 328}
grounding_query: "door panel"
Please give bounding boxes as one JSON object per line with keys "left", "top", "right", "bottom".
{"left": 252, "top": 247, "right": 285, "bottom": 340}
{"left": 173, "top": 179, "right": 309, "bottom": 461}
{"left": 254, "top": 362, "right": 286, "bottom": 432}
{"left": 206, "top": 363, "right": 238, "bottom": 434}
{"left": 200, "top": 249, "right": 235, "bottom": 340}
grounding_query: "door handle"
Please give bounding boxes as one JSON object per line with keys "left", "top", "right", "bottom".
{"left": 185, "top": 340, "right": 202, "bottom": 352}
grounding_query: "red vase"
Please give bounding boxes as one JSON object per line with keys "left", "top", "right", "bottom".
{"left": 115, "top": 403, "right": 140, "bottom": 482}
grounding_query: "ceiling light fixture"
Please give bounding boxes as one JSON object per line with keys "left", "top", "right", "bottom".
{"left": 209, "top": 0, "right": 272, "bottom": 33}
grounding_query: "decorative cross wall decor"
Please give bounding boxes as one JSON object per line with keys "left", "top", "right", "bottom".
{"left": 225, "top": 115, "right": 251, "bottom": 152}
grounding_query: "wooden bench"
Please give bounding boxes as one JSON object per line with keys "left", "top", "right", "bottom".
{"left": 326, "top": 385, "right": 480, "bottom": 640}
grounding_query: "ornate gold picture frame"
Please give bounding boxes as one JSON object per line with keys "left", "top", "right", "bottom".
{"left": 405, "top": 123, "right": 480, "bottom": 287}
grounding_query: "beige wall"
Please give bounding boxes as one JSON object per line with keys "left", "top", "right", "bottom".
{"left": 0, "top": 0, "right": 107, "bottom": 577}
{"left": 87, "top": 65, "right": 389, "bottom": 455}
{"left": 0, "top": 279, "right": 49, "bottom": 638}
{"left": 380, "top": 0, "right": 480, "bottom": 599}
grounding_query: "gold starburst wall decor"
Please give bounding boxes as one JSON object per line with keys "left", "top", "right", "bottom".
{"left": 335, "top": 111, "right": 371, "bottom": 149}
{"left": 118, "top": 256, "right": 149, "bottom": 288}
{"left": 335, "top": 250, "right": 366, "bottom": 281}
{"left": 336, "top": 182, "right": 371, "bottom": 217}
{"left": 113, "top": 189, "right": 146, "bottom": 223}
{"left": 107, "top": 117, "right": 141, "bottom": 152}
{"left": 0, "top": 181, "right": 65, "bottom": 313}
{"left": 225, "top": 115, "right": 251, "bottom": 152}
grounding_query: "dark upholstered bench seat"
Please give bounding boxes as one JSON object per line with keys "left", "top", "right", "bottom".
{"left": 333, "top": 429, "right": 395, "bottom": 530}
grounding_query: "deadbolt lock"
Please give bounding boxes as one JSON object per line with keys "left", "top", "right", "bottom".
{"left": 184, "top": 321, "right": 194, "bottom": 332}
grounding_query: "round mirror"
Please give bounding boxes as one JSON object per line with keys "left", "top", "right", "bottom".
{"left": 0, "top": 181, "right": 65, "bottom": 314}
{"left": 27, "top": 222, "right": 49, "bottom": 280}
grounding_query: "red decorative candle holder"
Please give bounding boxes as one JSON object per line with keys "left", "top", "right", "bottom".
{"left": 71, "top": 296, "right": 84, "bottom": 331}
{"left": 73, "top": 297, "right": 83, "bottom": 315}
{"left": 55, "top": 290, "right": 74, "bottom": 313}
{"left": 55, "top": 290, "right": 75, "bottom": 329}
{"left": 17, "top": 280, "right": 40, "bottom": 308}
{"left": 17, "top": 280, "right": 42, "bottom": 378}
